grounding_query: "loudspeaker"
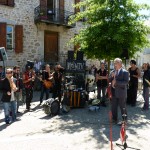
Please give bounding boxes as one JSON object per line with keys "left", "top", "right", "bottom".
{"left": 68, "top": 51, "right": 74, "bottom": 60}
{"left": 120, "top": 48, "right": 129, "bottom": 59}
{"left": 0, "top": 47, "right": 8, "bottom": 61}
{"left": 76, "top": 51, "right": 84, "bottom": 60}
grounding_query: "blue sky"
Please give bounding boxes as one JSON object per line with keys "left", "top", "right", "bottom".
{"left": 134, "top": 0, "right": 150, "bottom": 5}
{"left": 134, "top": 0, "right": 150, "bottom": 16}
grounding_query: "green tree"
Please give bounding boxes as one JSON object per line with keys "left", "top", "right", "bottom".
{"left": 70, "top": 0, "right": 150, "bottom": 62}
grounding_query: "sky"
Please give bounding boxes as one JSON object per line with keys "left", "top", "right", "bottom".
{"left": 134, "top": 0, "right": 150, "bottom": 5}
{"left": 134, "top": 0, "right": 150, "bottom": 17}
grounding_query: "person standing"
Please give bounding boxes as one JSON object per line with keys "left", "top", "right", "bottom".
{"left": 52, "top": 64, "right": 65, "bottom": 103}
{"left": 96, "top": 62, "right": 108, "bottom": 107}
{"left": 39, "top": 64, "right": 53, "bottom": 105}
{"left": 127, "top": 60, "right": 140, "bottom": 106}
{"left": 23, "top": 65, "right": 35, "bottom": 111}
{"left": 1, "top": 68, "right": 18, "bottom": 124}
{"left": 13, "top": 65, "right": 23, "bottom": 113}
{"left": 34, "top": 58, "right": 42, "bottom": 74}
{"left": 142, "top": 63, "right": 150, "bottom": 111}
{"left": 109, "top": 58, "right": 129, "bottom": 124}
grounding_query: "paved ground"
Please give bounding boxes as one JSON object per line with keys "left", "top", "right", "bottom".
{"left": 0, "top": 91, "right": 150, "bottom": 150}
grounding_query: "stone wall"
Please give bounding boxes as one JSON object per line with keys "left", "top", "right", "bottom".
{"left": 0, "top": 0, "right": 82, "bottom": 68}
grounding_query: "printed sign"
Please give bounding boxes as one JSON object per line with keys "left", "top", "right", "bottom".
{"left": 66, "top": 60, "right": 86, "bottom": 72}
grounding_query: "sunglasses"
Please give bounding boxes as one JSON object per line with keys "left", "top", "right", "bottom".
{"left": 6, "top": 72, "right": 12, "bottom": 74}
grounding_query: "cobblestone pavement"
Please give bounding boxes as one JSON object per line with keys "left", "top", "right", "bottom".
{"left": 0, "top": 91, "right": 150, "bottom": 150}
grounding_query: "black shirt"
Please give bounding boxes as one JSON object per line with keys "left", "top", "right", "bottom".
{"left": 41, "top": 71, "right": 49, "bottom": 81}
{"left": 96, "top": 69, "right": 108, "bottom": 87}
{"left": 143, "top": 69, "right": 150, "bottom": 87}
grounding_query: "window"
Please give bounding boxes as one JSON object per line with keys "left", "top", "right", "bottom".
{"left": 6, "top": 25, "right": 13, "bottom": 50}
{"left": 0, "top": 0, "right": 15, "bottom": 7}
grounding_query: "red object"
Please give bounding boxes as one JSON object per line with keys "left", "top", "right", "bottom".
{"left": 109, "top": 111, "right": 113, "bottom": 150}
{"left": 120, "top": 123, "right": 125, "bottom": 144}
{"left": 107, "top": 85, "right": 112, "bottom": 99}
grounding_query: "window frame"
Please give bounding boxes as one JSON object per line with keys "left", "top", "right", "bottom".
{"left": 6, "top": 25, "right": 14, "bottom": 51}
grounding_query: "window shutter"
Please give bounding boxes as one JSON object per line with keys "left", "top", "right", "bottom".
{"left": 7, "top": 0, "right": 15, "bottom": 7}
{"left": 0, "top": 23, "right": 7, "bottom": 48}
{"left": 15, "top": 25, "right": 23, "bottom": 53}
{"left": 40, "top": 0, "right": 47, "bottom": 7}
{"left": 75, "top": 0, "right": 80, "bottom": 13}
{"left": 59, "top": 0, "right": 64, "bottom": 10}
{"left": 0, "top": 0, "right": 7, "bottom": 5}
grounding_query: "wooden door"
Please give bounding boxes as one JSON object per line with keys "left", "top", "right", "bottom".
{"left": 44, "top": 31, "right": 58, "bottom": 63}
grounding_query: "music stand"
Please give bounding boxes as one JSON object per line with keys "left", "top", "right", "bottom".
{"left": 116, "top": 111, "right": 140, "bottom": 150}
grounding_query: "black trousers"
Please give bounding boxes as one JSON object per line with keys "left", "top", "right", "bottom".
{"left": 127, "top": 82, "right": 138, "bottom": 106}
{"left": 25, "top": 88, "right": 33, "bottom": 109}
{"left": 52, "top": 84, "right": 61, "bottom": 103}
{"left": 111, "top": 96, "right": 127, "bottom": 121}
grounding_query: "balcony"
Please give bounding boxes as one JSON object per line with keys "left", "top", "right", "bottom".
{"left": 34, "top": 5, "right": 75, "bottom": 28}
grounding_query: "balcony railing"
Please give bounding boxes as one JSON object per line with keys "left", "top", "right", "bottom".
{"left": 34, "top": 5, "right": 75, "bottom": 28}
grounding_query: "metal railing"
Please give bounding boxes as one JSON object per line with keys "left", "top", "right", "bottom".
{"left": 34, "top": 6, "right": 75, "bottom": 28}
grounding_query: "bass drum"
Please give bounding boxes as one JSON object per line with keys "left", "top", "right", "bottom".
{"left": 43, "top": 98, "right": 60, "bottom": 116}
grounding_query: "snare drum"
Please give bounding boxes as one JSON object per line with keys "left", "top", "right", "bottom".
{"left": 43, "top": 98, "right": 60, "bottom": 116}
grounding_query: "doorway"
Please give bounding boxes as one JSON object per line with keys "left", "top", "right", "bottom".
{"left": 44, "top": 31, "right": 58, "bottom": 63}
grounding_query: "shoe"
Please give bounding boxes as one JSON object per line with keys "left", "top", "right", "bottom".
{"left": 6, "top": 122, "right": 10, "bottom": 125}
{"left": 39, "top": 101, "right": 43, "bottom": 105}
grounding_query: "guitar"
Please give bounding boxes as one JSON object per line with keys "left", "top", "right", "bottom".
{"left": 43, "top": 80, "right": 53, "bottom": 89}
{"left": 37, "top": 77, "right": 53, "bottom": 89}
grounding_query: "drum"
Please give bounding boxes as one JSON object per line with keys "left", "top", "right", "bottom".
{"left": 63, "top": 89, "right": 86, "bottom": 108}
{"left": 43, "top": 98, "right": 60, "bottom": 116}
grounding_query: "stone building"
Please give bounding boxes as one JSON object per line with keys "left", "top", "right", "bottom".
{"left": 0, "top": 0, "right": 83, "bottom": 68}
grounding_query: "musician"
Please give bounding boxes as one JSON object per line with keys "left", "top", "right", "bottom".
{"left": 13, "top": 65, "right": 23, "bottom": 113}
{"left": 52, "top": 64, "right": 65, "bottom": 103}
{"left": 39, "top": 64, "right": 53, "bottom": 105}
{"left": 23, "top": 65, "right": 35, "bottom": 110}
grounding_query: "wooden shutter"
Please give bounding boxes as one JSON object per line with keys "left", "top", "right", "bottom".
{"left": 40, "top": 0, "right": 47, "bottom": 7}
{"left": 0, "top": 23, "right": 7, "bottom": 48}
{"left": 59, "top": 0, "right": 64, "bottom": 23}
{"left": 0, "top": 0, "right": 7, "bottom": 5}
{"left": 59, "top": 0, "right": 64, "bottom": 10}
{"left": 75, "top": 0, "right": 80, "bottom": 13}
{"left": 7, "top": 0, "right": 15, "bottom": 6}
{"left": 15, "top": 25, "right": 23, "bottom": 53}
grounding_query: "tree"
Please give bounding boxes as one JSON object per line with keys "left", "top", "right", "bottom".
{"left": 70, "top": 0, "right": 150, "bottom": 62}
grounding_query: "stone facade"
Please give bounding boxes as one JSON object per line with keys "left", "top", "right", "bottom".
{"left": 0, "top": 0, "right": 83, "bottom": 68}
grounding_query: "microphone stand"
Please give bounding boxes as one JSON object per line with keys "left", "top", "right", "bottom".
{"left": 116, "top": 109, "right": 140, "bottom": 150}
